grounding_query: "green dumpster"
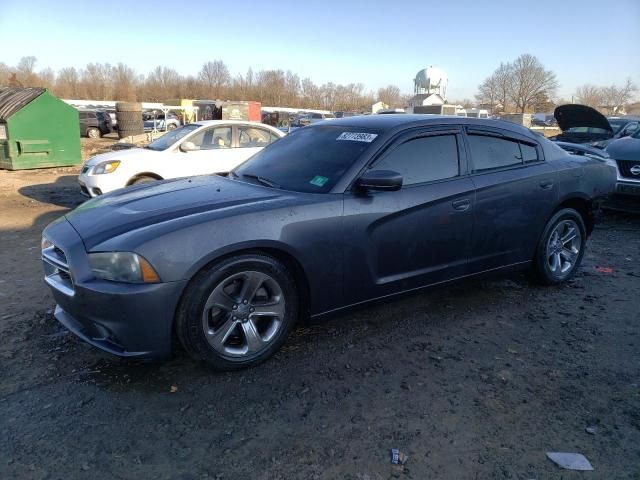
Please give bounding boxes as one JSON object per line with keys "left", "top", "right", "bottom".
{"left": 0, "top": 87, "right": 82, "bottom": 170}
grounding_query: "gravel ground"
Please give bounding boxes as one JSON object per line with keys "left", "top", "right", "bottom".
{"left": 0, "top": 168, "right": 638, "bottom": 480}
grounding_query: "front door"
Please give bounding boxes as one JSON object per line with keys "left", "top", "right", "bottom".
{"left": 180, "top": 125, "right": 243, "bottom": 175}
{"left": 342, "top": 128, "right": 475, "bottom": 305}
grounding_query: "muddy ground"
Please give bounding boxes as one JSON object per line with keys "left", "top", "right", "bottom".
{"left": 0, "top": 166, "right": 638, "bottom": 480}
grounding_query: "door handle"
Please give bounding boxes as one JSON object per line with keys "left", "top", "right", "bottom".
{"left": 539, "top": 179, "right": 554, "bottom": 190}
{"left": 451, "top": 198, "right": 471, "bottom": 211}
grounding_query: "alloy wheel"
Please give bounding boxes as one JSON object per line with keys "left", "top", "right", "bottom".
{"left": 546, "top": 219, "right": 582, "bottom": 278}
{"left": 201, "top": 271, "right": 285, "bottom": 358}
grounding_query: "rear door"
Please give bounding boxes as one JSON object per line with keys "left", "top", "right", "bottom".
{"left": 464, "top": 127, "right": 558, "bottom": 272}
{"left": 342, "top": 127, "right": 475, "bottom": 304}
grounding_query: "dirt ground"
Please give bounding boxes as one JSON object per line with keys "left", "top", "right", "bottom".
{"left": 0, "top": 167, "right": 639, "bottom": 480}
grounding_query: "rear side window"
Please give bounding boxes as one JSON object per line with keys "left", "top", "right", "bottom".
{"left": 520, "top": 143, "right": 538, "bottom": 163}
{"left": 468, "top": 135, "right": 522, "bottom": 172}
{"left": 375, "top": 134, "right": 459, "bottom": 185}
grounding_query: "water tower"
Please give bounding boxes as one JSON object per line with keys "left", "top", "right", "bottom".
{"left": 414, "top": 66, "right": 448, "bottom": 101}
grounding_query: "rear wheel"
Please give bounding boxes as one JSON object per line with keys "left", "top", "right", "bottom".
{"left": 176, "top": 254, "right": 298, "bottom": 370}
{"left": 533, "top": 208, "right": 586, "bottom": 285}
{"left": 87, "top": 127, "right": 101, "bottom": 138}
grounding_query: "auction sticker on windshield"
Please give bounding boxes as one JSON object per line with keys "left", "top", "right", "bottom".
{"left": 309, "top": 175, "right": 329, "bottom": 187}
{"left": 336, "top": 132, "right": 378, "bottom": 142}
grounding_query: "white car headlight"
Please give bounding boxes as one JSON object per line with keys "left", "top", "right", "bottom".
{"left": 93, "top": 160, "right": 121, "bottom": 175}
{"left": 88, "top": 252, "right": 160, "bottom": 283}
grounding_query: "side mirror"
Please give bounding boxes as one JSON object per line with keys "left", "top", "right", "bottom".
{"left": 180, "top": 141, "right": 196, "bottom": 152}
{"left": 356, "top": 170, "right": 403, "bottom": 191}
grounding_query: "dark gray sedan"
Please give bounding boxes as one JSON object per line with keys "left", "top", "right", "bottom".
{"left": 42, "top": 115, "right": 616, "bottom": 370}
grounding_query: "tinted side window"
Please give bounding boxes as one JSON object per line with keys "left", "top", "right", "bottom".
{"left": 375, "top": 135, "right": 459, "bottom": 185}
{"left": 468, "top": 135, "right": 522, "bottom": 172}
{"left": 520, "top": 143, "right": 538, "bottom": 163}
{"left": 188, "top": 126, "right": 232, "bottom": 150}
{"left": 238, "top": 127, "right": 274, "bottom": 148}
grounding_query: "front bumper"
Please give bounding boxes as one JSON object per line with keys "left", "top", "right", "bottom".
{"left": 43, "top": 218, "right": 187, "bottom": 359}
{"left": 78, "top": 170, "right": 123, "bottom": 197}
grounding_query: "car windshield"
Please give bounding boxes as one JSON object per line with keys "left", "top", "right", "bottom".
{"left": 608, "top": 119, "right": 627, "bottom": 133}
{"left": 565, "top": 127, "right": 610, "bottom": 134}
{"left": 146, "top": 124, "right": 200, "bottom": 151}
{"left": 232, "top": 125, "right": 381, "bottom": 193}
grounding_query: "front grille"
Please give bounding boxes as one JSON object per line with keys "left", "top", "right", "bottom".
{"left": 42, "top": 243, "right": 74, "bottom": 296}
{"left": 617, "top": 160, "right": 640, "bottom": 180}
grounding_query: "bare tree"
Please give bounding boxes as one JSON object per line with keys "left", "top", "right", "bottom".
{"left": 0, "top": 62, "right": 12, "bottom": 87}
{"left": 55, "top": 67, "right": 81, "bottom": 98}
{"left": 199, "top": 60, "right": 230, "bottom": 98}
{"left": 507, "top": 54, "right": 558, "bottom": 113}
{"left": 142, "top": 66, "right": 182, "bottom": 101}
{"left": 112, "top": 63, "right": 137, "bottom": 101}
{"left": 82, "top": 63, "right": 113, "bottom": 100}
{"left": 475, "top": 62, "right": 512, "bottom": 113}
{"left": 600, "top": 78, "right": 637, "bottom": 114}
{"left": 574, "top": 84, "right": 602, "bottom": 108}
{"left": 16, "top": 56, "right": 39, "bottom": 86}
{"left": 377, "top": 85, "right": 401, "bottom": 108}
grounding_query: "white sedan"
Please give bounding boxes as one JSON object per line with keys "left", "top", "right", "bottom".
{"left": 78, "top": 120, "right": 285, "bottom": 197}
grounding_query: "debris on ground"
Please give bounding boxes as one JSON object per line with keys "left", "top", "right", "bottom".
{"left": 585, "top": 426, "right": 598, "bottom": 435}
{"left": 170, "top": 385, "right": 178, "bottom": 393}
{"left": 546, "top": 452, "right": 594, "bottom": 471}
{"left": 390, "top": 449, "right": 408, "bottom": 465}
{"left": 594, "top": 266, "right": 614, "bottom": 273}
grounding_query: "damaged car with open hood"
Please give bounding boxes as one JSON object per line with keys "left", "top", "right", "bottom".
{"left": 549, "top": 104, "right": 639, "bottom": 149}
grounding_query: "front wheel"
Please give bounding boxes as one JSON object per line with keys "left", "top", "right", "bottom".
{"left": 87, "top": 127, "right": 101, "bottom": 138}
{"left": 533, "top": 208, "right": 586, "bottom": 285}
{"left": 176, "top": 254, "right": 298, "bottom": 370}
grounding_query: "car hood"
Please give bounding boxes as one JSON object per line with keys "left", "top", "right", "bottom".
{"left": 83, "top": 148, "right": 161, "bottom": 167}
{"left": 554, "top": 104, "right": 613, "bottom": 133}
{"left": 605, "top": 136, "right": 640, "bottom": 161}
{"left": 65, "top": 175, "right": 285, "bottom": 249}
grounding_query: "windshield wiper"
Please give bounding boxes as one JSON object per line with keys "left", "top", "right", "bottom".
{"left": 239, "top": 173, "right": 280, "bottom": 189}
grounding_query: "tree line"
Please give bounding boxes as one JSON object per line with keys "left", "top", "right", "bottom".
{"left": 475, "top": 53, "right": 637, "bottom": 114}
{"left": 4, "top": 55, "right": 636, "bottom": 114}
{"left": 1, "top": 56, "right": 406, "bottom": 112}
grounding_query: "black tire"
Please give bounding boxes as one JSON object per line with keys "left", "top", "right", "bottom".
{"left": 130, "top": 175, "right": 159, "bottom": 185}
{"left": 533, "top": 208, "right": 586, "bottom": 285}
{"left": 167, "top": 123, "right": 177, "bottom": 130}
{"left": 176, "top": 253, "right": 298, "bottom": 370}
{"left": 86, "top": 127, "right": 101, "bottom": 138}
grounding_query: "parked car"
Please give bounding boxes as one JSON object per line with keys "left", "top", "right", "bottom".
{"left": 590, "top": 115, "right": 640, "bottom": 149}
{"left": 78, "top": 120, "right": 284, "bottom": 197}
{"left": 531, "top": 115, "right": 556, "bottom": 127}
{"left": 549, "top": 104, "right": 613, "bottom": 145}
{"left": 44, "top": 115, "right": 615, "bottom": 370}
{"left": 78, "top": 109, "right": 113, "bottom": 138}
{"left": 602, "top": 128, "right": 640, "bottom": 211}
{"left": 292, "top": 112, "right": 335, "bottom": 127}
{"left": 143, "top": 111, "right": 181, "bottom": 132}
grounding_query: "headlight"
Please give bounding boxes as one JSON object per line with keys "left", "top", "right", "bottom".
{"left": 88, "top": 252, "right": 160, "bottom": 283}
{"left": 92, "top": 160, "right": 121, "bottom": 175}
{"left": 42, "top": 236, "right": 53, "bottom": 250}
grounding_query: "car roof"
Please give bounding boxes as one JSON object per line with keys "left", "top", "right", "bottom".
{"left": 314, "top": 114, "right": 537, "bottom": 138}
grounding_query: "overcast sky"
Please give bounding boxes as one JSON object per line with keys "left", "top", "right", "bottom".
{"left": 2, "top": 0, "right": 639, "bottom": 101}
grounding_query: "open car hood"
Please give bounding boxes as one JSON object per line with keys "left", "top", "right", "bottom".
{"left": 554, "top": 104, "right": 613, "bottom": 133}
